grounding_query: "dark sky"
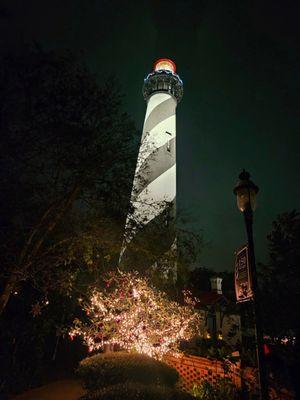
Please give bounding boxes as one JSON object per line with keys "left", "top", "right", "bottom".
{"left": 1, "top": 0, "right": 299, "bottom": 271}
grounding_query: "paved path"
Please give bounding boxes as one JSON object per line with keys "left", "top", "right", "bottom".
{"left": 13, "top": 379, "right": 85, "bottom": 400}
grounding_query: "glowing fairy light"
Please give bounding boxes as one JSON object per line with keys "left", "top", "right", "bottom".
{"left": 70, "top": 270, "right": 202, "bottom": 359}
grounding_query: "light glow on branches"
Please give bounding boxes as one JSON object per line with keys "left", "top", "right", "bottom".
{"left": 70, "top": 270, "right": 202, "bottom": 359}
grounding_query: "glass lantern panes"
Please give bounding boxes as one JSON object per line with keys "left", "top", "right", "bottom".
{"left": 236, "top": 187, "right": 257, "bottom": 212}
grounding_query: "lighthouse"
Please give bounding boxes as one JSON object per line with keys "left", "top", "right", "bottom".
{"left": 120, "top": 59, "right": 183, "bottom": 278}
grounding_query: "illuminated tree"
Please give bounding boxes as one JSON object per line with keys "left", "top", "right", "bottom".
{"left": 70, "top": 270, "right": 203, "bottom": 359}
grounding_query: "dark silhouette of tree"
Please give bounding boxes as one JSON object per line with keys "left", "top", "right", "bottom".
{"left": 0, "top": 47, "right": 137, "bottom": 315}
{"left": 187, "top": 266, "right": 213, "bottom": 292}
{"left": 186, "top": 266, "right": 235, "bottom": 299}
{"left": 258, "top": 210, "right": 300, "bottom": 398}
{"left": 260, "top": 210, "right": 300, "bottom": 340}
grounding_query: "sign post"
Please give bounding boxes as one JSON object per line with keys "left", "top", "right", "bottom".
{"left": 234, "top": 244, "right": 253, "bottom": 303}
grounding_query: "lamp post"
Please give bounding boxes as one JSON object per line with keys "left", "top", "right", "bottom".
{"left": 233, "top": 169, "right": 268, "bottom": 400}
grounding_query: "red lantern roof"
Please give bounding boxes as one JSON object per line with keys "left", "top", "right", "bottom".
{"left": 154, "top": 58, "right": 176, "bottom": 73}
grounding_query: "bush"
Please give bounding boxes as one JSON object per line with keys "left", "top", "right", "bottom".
{"left": 77, "top": 352, "right": 179, "bottom": 391}
{"left": 80, "top": 382, "right": 194, "bottom": 400}
{"left": 191, "top": 378, "right": 240, "bottom": 400}
{"left": 181, "top": 336, "right": 235, "bottom": 362}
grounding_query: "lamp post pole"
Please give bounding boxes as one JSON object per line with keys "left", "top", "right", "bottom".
{"left": 234, "top": 170, "right": 268, "bottom": 400}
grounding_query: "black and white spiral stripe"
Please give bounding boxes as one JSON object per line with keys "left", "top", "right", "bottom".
{"left": 120, "top": 92, "right": 177, "bottom": 270}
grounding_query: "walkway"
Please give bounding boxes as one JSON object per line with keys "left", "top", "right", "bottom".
{"left": 13, "top": 379, "right": 85, "bottom": 400}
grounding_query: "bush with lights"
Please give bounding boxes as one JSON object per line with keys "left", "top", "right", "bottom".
{"left": 70, "top": 270, "right": 202, "bottom": 359}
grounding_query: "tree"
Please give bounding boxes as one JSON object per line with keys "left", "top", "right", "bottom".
{"left": 258, "top": 211, "right": 300, "bottom": 398}
{"left": 118, "top": 197, "right": 205, "bottom": 297}
{"left": 70, "top": 270, "right": 203, "bottom": 359}
{"left": 259, "top": 210, "right": 300, "bottom": 340}
{"left": 0, "top": 47, "right": 137, "bottom": 315}
{"left": 186, "top": 267, "right": 213, "bottom": 292}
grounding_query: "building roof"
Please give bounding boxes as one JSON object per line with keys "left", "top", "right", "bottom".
{"left": 195, "top": 291, "right": 229, "bottom": 307}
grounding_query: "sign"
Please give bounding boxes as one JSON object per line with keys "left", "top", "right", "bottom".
{"left": 234, "top": 244, "right": 253, "bottom": 303}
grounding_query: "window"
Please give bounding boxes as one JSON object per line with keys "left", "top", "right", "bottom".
{"left": 166, "top": 131, "right": 172, "bottom": 153}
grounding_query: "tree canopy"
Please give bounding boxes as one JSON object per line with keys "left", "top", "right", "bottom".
{"left": 260, "top": 210, "right": 300, "bottom": 339}
{"left": 0, "top": 47, "right": 137, "bottom": 315}
{"left": 70, "top": 270, "right": 202, "bottom": 359}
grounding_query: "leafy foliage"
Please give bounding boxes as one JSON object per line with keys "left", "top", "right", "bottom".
{"left": 259, "top": 210, "right": 300, "bottom": 339}
{"left": 190, "top": 378, "right": 240, "bottom": 400}
{"left": 182, "top": 336, "right": 238, "bottom": 364}
{"left": 0, "top": 47, "right": 137, "bottom": 393}
{"left": 186, "top": 267, "right": 235, "bottom": 300}
{"left": 71, "top": 270, "right": 203, "bottom": 359}
{"left": 0, "top": 47, "right": 137, "bottom": 314}
{"left": 258, "top": 211, "right": 300, "bottom": 397}
{"left": 80, "top": 382, "right": 194, "bottom": 400}
{"left": 77, "top": 352, "right": 179, "bottom": 391}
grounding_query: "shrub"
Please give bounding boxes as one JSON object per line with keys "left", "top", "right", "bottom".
{"left": 182, "top": 336, "right": 235, "bottom": 362}
{"left": 191, "top": 378, "right": 240, "bottom": 400}
{"left": 77, "top": 352, "right": 179, "bottom": 391}
{"left": 80, "top": 382, "right": 194, "bottom": 400}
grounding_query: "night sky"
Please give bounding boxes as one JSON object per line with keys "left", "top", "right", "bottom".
{"left": 1, "top": 0, "right": 299, "bottom": 271}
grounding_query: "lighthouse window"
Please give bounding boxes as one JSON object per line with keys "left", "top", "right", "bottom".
{"left": 166, "top": 131, "right": 172, "bottom": 153}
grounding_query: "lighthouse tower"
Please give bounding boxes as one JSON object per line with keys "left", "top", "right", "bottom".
{"left": 120, "top": 59, "right": 183, "bottom": 277}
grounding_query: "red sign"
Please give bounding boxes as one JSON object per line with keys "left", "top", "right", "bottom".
{"left": 234, "top": 245, "right": 253, "bottom": 303}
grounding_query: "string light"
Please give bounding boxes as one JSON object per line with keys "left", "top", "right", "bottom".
{"left": 205, "top": 331, "right": 211, "bottom": 339}
{"left": 70, "top": 270, "right": 203, "bottom": 359}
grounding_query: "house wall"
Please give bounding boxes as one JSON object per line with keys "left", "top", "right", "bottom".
{"left": 221, "top": 313, "right": 242, "bottom": 345}
{"left": 202, "top": 309, "right": 242, "bottom": 345}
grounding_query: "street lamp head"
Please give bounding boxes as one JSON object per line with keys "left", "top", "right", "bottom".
{"left": 233, "top": 169, "right": 259, "bottom": 212}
